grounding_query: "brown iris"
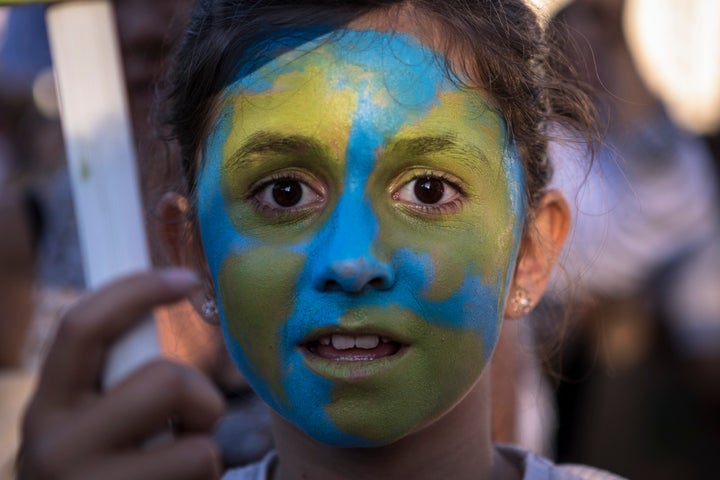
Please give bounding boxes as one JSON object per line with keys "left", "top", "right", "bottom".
{"left": 414, "top": 177, "right": 444, "bottom": 204}
{"left": 272, "top": 180, "right": 303, "bottom": 207}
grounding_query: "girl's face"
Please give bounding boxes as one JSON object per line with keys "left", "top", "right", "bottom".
{"left": 197, "top": 29, "right": 526, "bottom": 447}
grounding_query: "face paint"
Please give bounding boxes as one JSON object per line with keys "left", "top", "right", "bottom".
{"left": 197, "top": 29, "right": 526, "bottom": 447}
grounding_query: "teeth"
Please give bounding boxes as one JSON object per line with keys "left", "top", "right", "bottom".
{"left": 355, "top": 335, "right": 380, "bottom": 349}
{"left": 324, "top": 334, "right": 383, "bottom": 350}
{"left": 331, "top": 334, "right": 355, "bottom": 350}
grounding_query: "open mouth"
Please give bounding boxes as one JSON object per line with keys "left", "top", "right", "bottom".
{"left": 303, "top": 334, "right": 403, "bottom": 362}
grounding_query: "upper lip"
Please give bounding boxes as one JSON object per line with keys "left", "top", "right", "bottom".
{"left": 299, "top": 327, "right": 409, "bottom": 346}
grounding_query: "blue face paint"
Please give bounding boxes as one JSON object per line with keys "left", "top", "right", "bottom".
{"left": 197, "top": 28, "right": 527, "bottom": 446}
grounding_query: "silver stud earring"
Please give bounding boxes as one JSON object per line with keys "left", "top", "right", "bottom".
{"left": 511, "top": 288, "right": 533, "bottom": 316}
{"left": 201, "top": 297, "right": 218, "bottom": 320}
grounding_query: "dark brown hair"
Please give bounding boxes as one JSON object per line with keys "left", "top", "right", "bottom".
{"left": 163, "top": 0, "right": 595, "bottom": 207}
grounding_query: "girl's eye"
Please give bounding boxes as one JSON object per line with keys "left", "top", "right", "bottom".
{"left": 253, "top": 178, "right": 323, "bottom": 211}
{"left": 394, "top": 175, "right": 463, "bottom": 212}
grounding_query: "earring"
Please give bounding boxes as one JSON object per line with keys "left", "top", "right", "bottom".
{"left": 201, "top": 297, "right": 218, "bottom": 320}
{"left": 511, "top": 288, "right": 533, "bottom": 316}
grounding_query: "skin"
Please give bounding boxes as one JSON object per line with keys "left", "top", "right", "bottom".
{"left": 197, "top": 29, "right": 527, "bottom": 447}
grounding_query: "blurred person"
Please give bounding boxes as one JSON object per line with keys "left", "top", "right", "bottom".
{"left": 0, "top": 3, "right": 50, "bottom": 373}
{"left": 0, "top": 169, "right": 43, "bottom": 479}
{"left": 540, "top": 0, "right": 720, "bottom": 477}
{"left": 0, "top": 8, "right": 30, "bottom": 369}
{"left": 0, "top": 179, "right": 42, "bottom": 369}
{"left": 0, "top": 9, "right": 47, "bottom": 477}
{"left": 0, "top": 4, "right": 80, "bottom": 372}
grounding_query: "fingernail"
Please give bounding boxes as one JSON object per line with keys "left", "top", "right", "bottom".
{"left": 158, "top": 268, "right": 201, "bottom": 288}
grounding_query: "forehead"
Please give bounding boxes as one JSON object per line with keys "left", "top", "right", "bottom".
{"left": 213, "top": 29, "right": 507, "bottom": 170}
{"left": 230, "top": 29, "right": 454, "bottom": 95}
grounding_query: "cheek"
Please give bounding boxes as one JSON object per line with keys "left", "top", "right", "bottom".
{"left": 424, "top": 232, "right": 514, "bottom": 323}
{"left": 380, "top": 223, "right": 514, "bottom": 325}
{"left": 217, "top": 246, "right": 306, "bottom": 407}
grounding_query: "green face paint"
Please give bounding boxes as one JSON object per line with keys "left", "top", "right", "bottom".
{"left": 196, "top": 29, "right": 527, "bottom": 447}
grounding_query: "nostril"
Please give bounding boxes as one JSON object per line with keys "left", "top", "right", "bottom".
{"left": 312, "top": 258, "right": 395, "bottom": 293}
{"left": 321, "top": 279, "right": 344, "bottom": 293}
{"left": 369, "top": 276, "right": 390, "bottom": 290}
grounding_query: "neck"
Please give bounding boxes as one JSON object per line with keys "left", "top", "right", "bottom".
{"left": 270, "top": 373, "right": 520, "bottom": 480}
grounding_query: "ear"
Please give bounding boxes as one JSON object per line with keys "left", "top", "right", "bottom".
{"left": 504, "top": 189, "right": 571, "bottom": 319}
{"left": 156, "top": 191, "right": 193, "bottom": 266}
{"left": 156, "top": 192, "right": 219, "bottom": 325}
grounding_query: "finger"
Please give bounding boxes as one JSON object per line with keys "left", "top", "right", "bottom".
{"left": 35, "top": 268, "right": 200, "bottom": 408}
{"left": 80, "top": 360, "right": 225, "bottom": 450}
{"left": 73, "top": 436, "right": 223, "bottom": 480}
{"left": 20, "top": 361, "right": 224, "bottom": 475}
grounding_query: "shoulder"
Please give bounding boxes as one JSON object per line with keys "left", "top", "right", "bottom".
{"left": 496, "top": 444, "right": 626, "bottom": 480}
{"left": 223, "top": 451, "right": 277, "bottom": 480}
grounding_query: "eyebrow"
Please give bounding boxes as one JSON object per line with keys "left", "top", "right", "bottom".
{"left": 225, "top": 132, "right": 489, "bottom": 171}
{"left": 388, "top": 135, "right": 488, "bottom": 163}
{"left": 225, "top": 132, "right": 327, "bottom": 170}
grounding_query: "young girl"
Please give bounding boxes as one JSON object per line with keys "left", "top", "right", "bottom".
{"left": 19, "top": 1, "right": 616, "bottom": 478}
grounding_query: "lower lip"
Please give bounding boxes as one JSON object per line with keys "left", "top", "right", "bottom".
{"left": 301, "top": 345, "right": 408, "bottom": 381}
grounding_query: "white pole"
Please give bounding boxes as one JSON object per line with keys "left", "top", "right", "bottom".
{"left": 45, "top": 0, "right": 159, "bottom": 387}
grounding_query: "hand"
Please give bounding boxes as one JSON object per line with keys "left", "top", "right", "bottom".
{"left": 18, "top": 269, "right": 226, "bottom": 480}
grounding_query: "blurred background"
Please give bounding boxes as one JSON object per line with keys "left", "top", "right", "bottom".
{"left": 1, "top": 1, "right": 719, "bottom": 479}
{"left": 531, "top": 1, "right": 720, "bottom": 479}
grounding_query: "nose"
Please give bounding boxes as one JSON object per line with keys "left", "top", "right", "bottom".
{"left": 313, "top": 257, "right": 395, "bottom": 293}
{"left": 310, "top": 194, "right": 395, "bottom": 294}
